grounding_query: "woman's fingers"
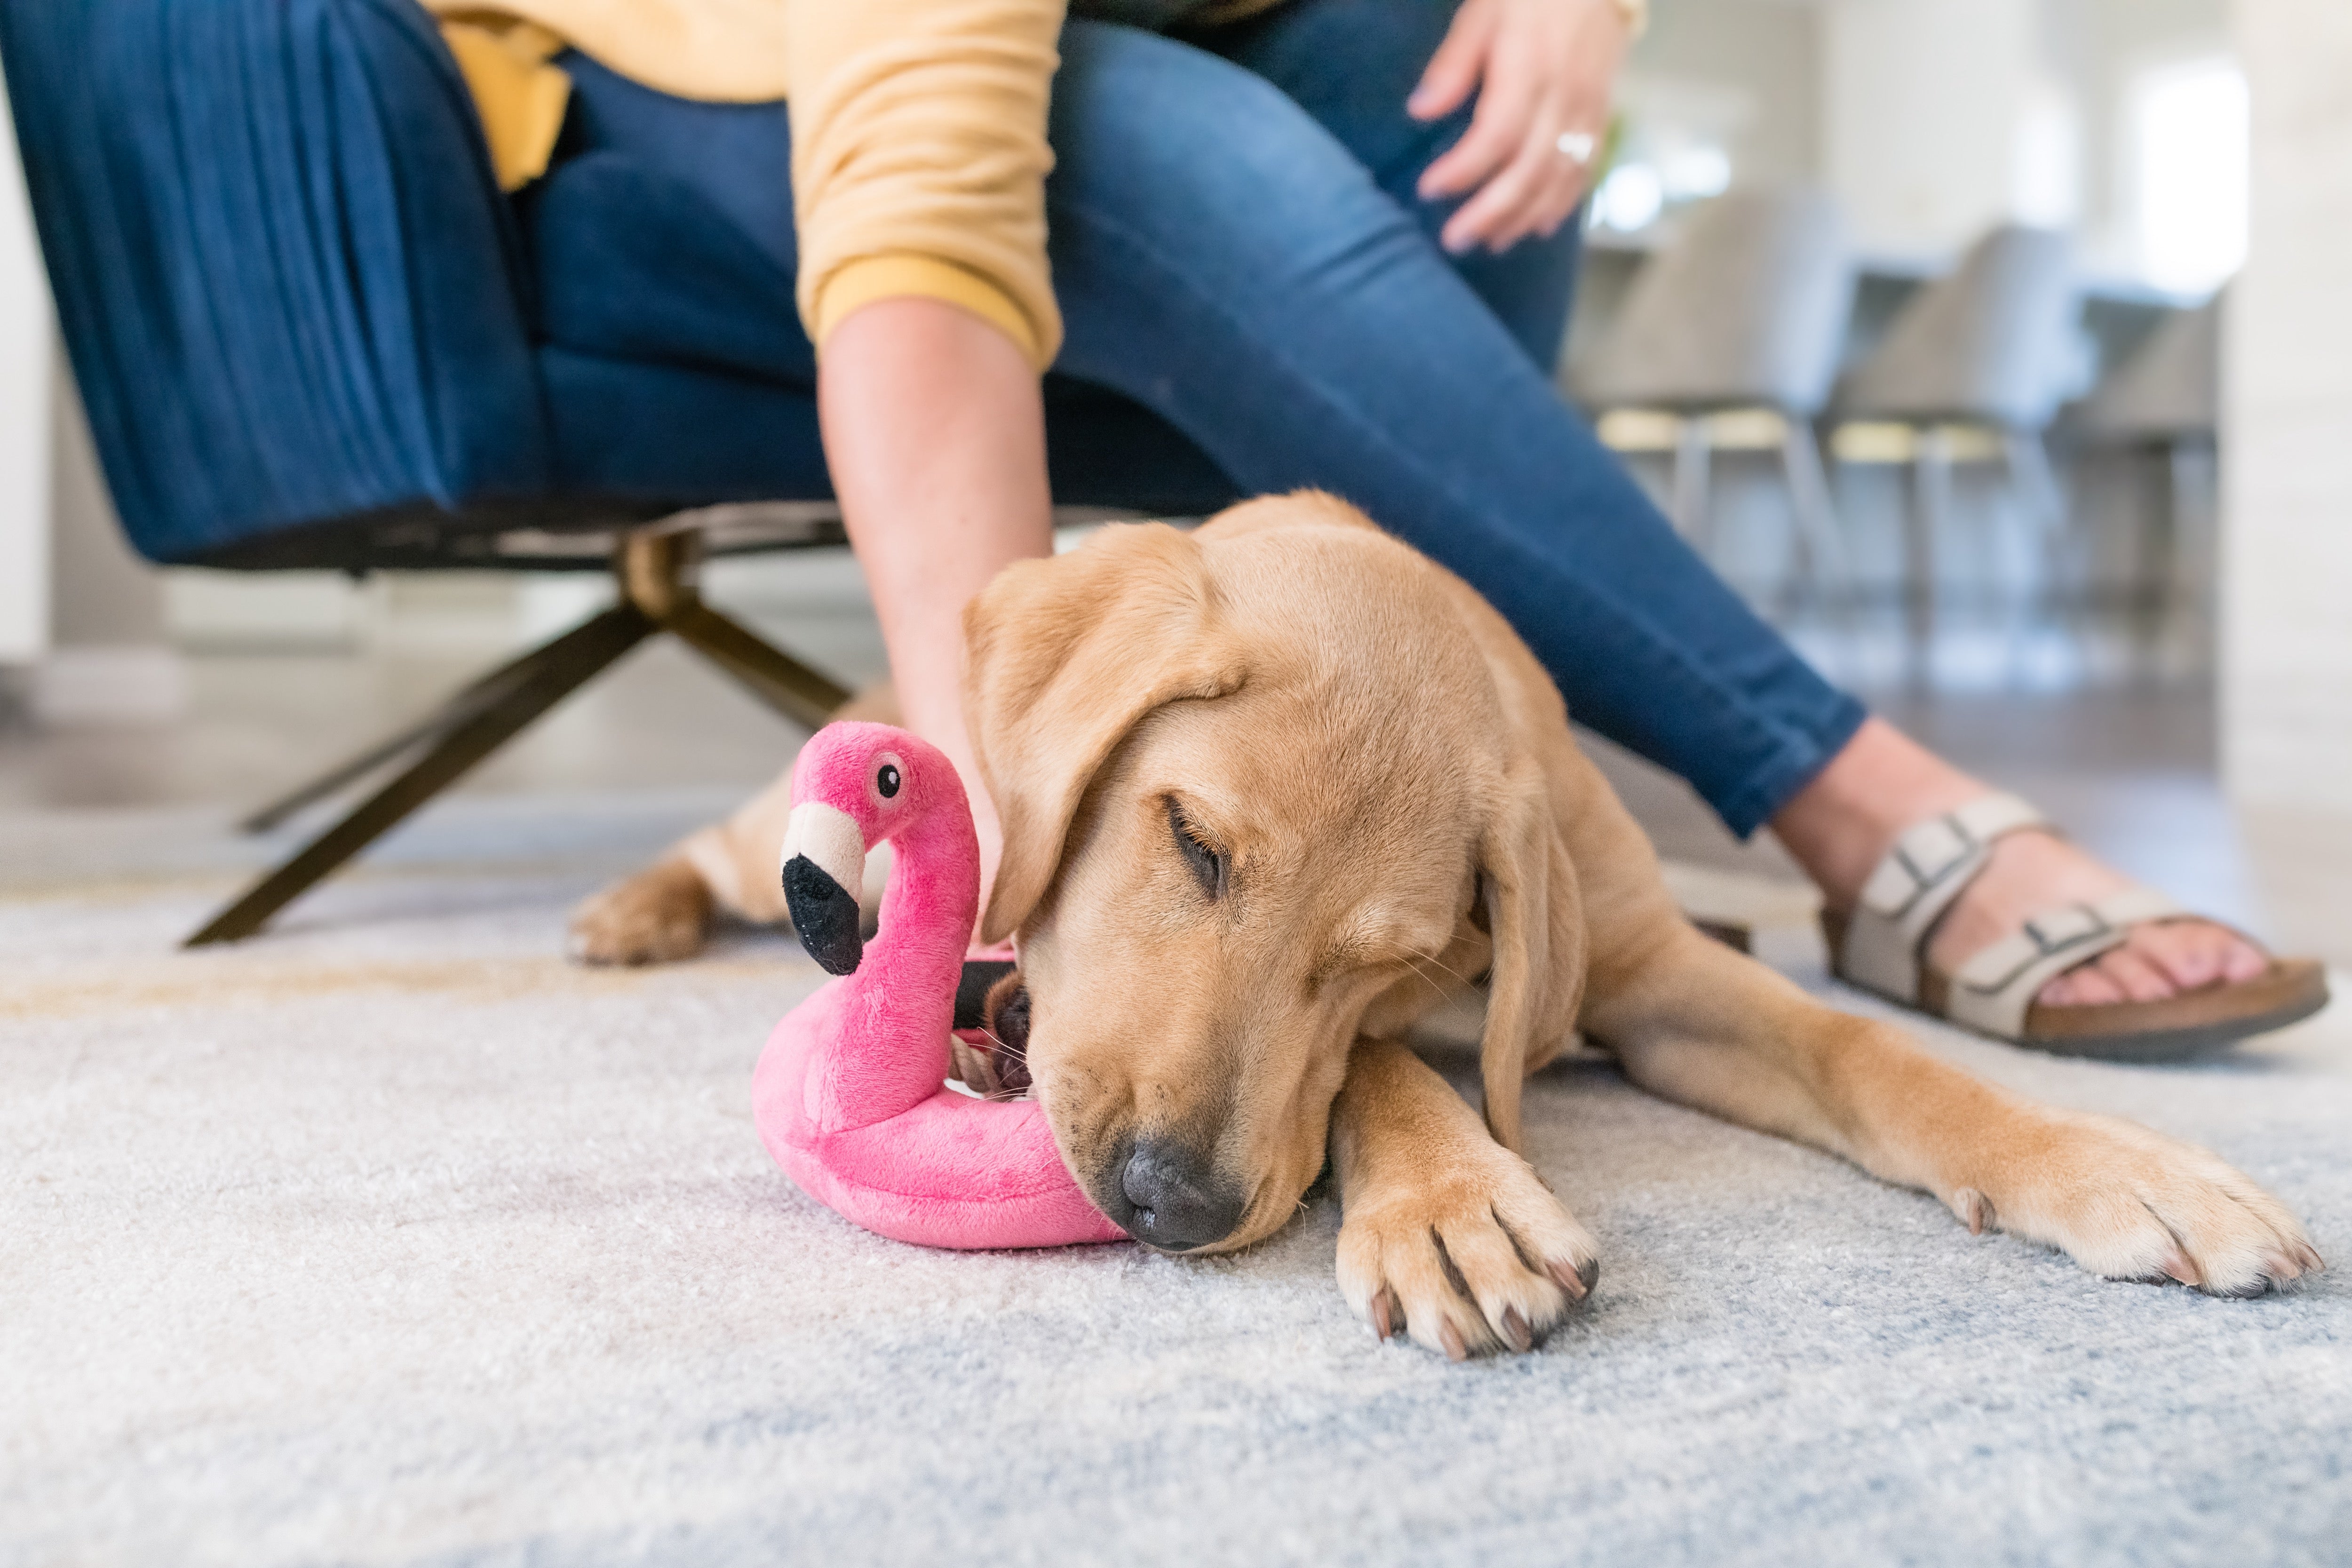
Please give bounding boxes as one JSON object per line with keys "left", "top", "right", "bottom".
{"left": 1511, "top": 116, "right": 1608, "bottom": 247}
{"left": 1408, "top": 0, "right": 1497, "bottom": 125}
{"left": 1418, "top": 47, "right": 1540, "bottom": 207}
{"left": 1439, "top": 105, "right": 1571, "bottom": 253}
{"left": 1416, "top": 0, "right": 1629, "bottom": 253}
{"left": 1448, "top": 85, "right": 1602, "bottom": 254}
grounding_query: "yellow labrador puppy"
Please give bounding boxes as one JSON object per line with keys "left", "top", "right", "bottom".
{"left": 577, "top": 493, "right": 2320, "bottom": 1357}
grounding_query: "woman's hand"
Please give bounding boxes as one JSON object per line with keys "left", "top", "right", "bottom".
{"left": 1409, "top": 0, "right": 1632, "bottom": 255}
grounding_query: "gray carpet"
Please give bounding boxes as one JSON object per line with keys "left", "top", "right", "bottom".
{"left": 6, "top": 796, "right": 2350, "bottom": 1568}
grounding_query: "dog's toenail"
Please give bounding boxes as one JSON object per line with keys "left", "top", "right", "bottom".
{"left": 1500, "top": 1305, "right": 1533, "bottom": 1353}
{"left": 1548, "top": 1257, "right": 1592, "bottom": 1303}
{"left": 1954, "top": 1187, "right": 1993, "bottom": 1236}
{"left": 1438, "top": 1319, "right": 1469, "bottom": 1361}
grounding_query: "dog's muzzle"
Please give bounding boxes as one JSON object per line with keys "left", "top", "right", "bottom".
{"left": 781, "top": 802, "right": 866, "bottom": 975}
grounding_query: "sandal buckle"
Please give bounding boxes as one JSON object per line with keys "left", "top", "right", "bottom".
{"left": 1883, "top": 813, "right": 1978, "bottom": 910}
{"left": 2024, "top": 903, "right": 2109, "bottom": 955}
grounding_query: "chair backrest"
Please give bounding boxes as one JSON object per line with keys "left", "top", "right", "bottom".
{"left": 0, "top": 0, "right": 550, "bottom": 565}
{"left": 1573, "top": 188, "right": 1856, "bottom": 415}
{"left": 1837, "top": 223, "right": 2077, "bottom": 430}
{"left": 2073, "top": 295, "right": 2219, "bottom": 442}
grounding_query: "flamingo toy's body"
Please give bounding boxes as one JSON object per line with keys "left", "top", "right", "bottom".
{"left": 752, "top": 722, "right": 1128, "bottom": 1250}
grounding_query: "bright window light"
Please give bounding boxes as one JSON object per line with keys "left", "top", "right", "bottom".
{"left": 2132, "top": 56, "right": 2249, "bottom": 295}
{"left": 1594, "top": 163, "right": 1664, "bottom": 232}
{"left": 1661, "top": 145, "right": 1732, "bottom": 201}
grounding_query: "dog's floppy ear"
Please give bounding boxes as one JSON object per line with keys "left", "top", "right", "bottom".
{"left": 1475, "top": 767, "right": 1586, "bottom": 1154}
{"left": 964, "top": 523, "right": 1246, "bottom": 944}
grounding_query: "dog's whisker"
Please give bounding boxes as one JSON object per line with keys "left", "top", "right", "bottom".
{"left": 1403, "top": 947, "right": 1475, "bottom": 988}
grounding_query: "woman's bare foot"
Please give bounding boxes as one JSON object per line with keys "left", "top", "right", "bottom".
{"left": 1773, "top": 718, "right": 2269, "bottom": 1008}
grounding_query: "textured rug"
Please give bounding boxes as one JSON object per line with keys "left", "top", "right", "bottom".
{"left": 5, "top": 796, "right": 2350, "bottom": 1568}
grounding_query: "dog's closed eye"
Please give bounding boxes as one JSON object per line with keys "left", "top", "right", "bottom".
{"left": 1166, "top": 797, "right": 1227, "bottom": 900}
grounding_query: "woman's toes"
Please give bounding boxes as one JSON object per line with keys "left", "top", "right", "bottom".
{"left": 2144, "top": 923, "right": 2226, "bottom": 990}
{"left": 2098, "top": 945, "right": 2182, "bottom": 1003}
{"left": 2035, "top": 920, "right": 2273, "bottom": 1009}
{"left": 2040, "top": 964, "right": 2125, "bottom": 1007}
{"left": 2221, "top": 931, "right": 2271, "bottom": 984}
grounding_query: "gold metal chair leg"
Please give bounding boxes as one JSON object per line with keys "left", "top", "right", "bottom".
{"left": 190, "top": 524, "right": 857, "bottom": 947}
{"left": 613, "top": 527, "right": 851, "bottom": 729}
{"left": 185, "top": 605, "right": 656, "bottom": 947}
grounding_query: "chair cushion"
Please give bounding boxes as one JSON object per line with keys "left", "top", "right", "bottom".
{"left": 540, "top": 347, "right": 826, "bottom": 501}
{"left": 527, "top": 151, "right": 816, "bottom": 388}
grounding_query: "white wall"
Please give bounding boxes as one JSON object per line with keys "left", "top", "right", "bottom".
{"left": 1821, "top": 0, "right": 2052, "bottom": 254}
{"left": 2221, "top": 0, "right": 2352, "bottom": 812}
{"left": 2074, "top": 0, "right": 2232, "bottom": 277}
{"left": 1632, "top": 0, "right": 1824, "bottom": 188}
{"left": 0, "top": 72, "right": 51, "bottom": 667}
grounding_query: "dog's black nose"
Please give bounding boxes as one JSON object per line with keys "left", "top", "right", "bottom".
{"left": 783, "top": 855, "right": 863, "bottom": 975}
{"left": 1120, "top": 1139, "right": 1245, "bottom": 1252}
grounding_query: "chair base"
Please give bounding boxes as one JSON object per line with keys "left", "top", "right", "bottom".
{"left": 185, "top": 527, "right": 850, "bottom": 947}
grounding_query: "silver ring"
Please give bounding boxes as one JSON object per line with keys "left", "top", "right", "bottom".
{"left": 1555, "top": 130, "right": 1597, "bottom": 166}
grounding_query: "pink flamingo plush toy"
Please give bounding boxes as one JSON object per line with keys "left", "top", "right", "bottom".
{"left": 752, "top": 721, "right": 1129, "bottom": 1250}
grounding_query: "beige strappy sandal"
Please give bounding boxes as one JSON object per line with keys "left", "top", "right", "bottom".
{"left": 1823, "top": 793, "right": 2330, "bottom": 1062}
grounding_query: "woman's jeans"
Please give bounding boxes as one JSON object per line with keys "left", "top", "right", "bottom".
{"left": 581, "top": 0, "right": 1869, "bottom": 836}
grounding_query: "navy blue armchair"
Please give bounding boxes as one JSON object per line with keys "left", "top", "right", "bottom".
{"left": 3, "top": 0, "right": 1238, "bottom": 943}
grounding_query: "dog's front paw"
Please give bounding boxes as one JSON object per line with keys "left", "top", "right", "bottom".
{"left": 1337, "top": 1143, "right": 1599, "bottom": 1360}
{"left": 567, "top": 857, "right": 714, "bottom": 966}
{"left": 1954, "top": 1111, "right": 2322, "bottom": 1297}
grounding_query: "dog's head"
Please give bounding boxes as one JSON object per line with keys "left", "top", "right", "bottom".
{"left": 965, "top": 494, "right": 1585, "bottom": 1253}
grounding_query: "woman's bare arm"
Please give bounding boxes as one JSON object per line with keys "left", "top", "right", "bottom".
{"left": 820, "top": 295, "right": 1055, "bottom": 924}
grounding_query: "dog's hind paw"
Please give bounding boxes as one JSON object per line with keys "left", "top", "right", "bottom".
{"left": 567, "top": 856, "right": 714, "bottom": 966}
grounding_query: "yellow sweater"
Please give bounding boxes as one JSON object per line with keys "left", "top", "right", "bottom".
{"left": 428, "top": 0, "right": 1642, "bottom": 372}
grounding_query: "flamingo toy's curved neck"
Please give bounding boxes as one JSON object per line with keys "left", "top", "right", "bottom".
{"left": 865, "top": 787, "right": 980, "bottom": 1013}
{"left": 807, "top": 765, "right": 982, "bottom": 1133}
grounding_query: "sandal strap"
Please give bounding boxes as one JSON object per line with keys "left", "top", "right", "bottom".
{"left": 1840, "top": 792, "right": 2050, "bottom": 1003}
{"left": 1946, "top": 887, "right": 2187, "bottom": 1037}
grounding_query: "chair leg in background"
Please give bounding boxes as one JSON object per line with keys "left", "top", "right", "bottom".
{"left": 2002, "top": 430, "right": 2072, "bottom": 675}
{"left": 1905, "top": 429, "right": 1951, "bottom": 686}
{"left": 185, "top": 606, "right": 657, "bottom": 947}
{"left": 2162, "top": 438, "right": 2221, "bottom": 680}
{"left": 1672, "top": 415, "right": 1714, "bottom": 549}
{"left": 1779, "top": 420, "right": 1852, "bottom": 636}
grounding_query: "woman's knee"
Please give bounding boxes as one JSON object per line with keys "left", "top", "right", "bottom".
{"left": 1047, "top": 22, "right": 1428, "bottom": 368}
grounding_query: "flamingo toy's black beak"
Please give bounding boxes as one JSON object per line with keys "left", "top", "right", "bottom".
{"left": 781, "top": 801, "right": 868, "bottom": 976}
{"left": 784, "top": 855, "right": 864, "bottom": 975}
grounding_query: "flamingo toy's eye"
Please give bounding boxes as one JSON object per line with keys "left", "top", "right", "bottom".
{"left": 876, "top": 762, "right": 902, "bottom": 799}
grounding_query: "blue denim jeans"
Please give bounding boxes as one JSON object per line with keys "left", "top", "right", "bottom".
{"left": 564, "top": 0, "right": 1867, "bottom": 836}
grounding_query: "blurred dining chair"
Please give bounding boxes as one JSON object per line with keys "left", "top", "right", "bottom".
{"left": 1832, "top": 224, "right": 2079, "bottom": 677}
{"left": 1572, "top": 188, "right": 1857, "bottom": 618}
{"left": 2066, "top": 295, "right": 2220, "bottom": 676}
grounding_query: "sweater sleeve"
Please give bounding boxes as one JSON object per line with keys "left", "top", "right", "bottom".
{"left": 785, "top": 0, "right": 1066, "bottom": 370}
